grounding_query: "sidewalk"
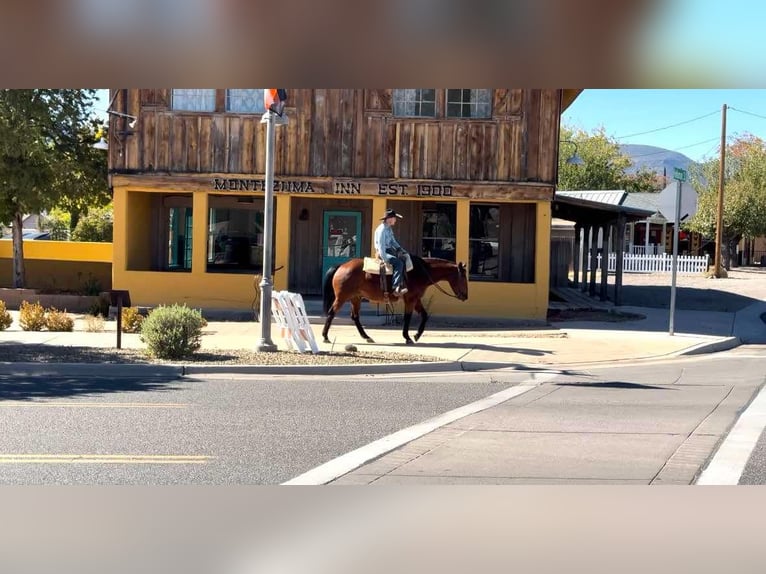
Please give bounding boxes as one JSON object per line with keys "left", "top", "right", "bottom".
{"left": 0, "top": 303, "right": 754, "bottom": 375}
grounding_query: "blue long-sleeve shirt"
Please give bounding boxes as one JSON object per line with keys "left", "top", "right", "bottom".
{"left": 374, "top": 222, "right": 402, "bottom": 258}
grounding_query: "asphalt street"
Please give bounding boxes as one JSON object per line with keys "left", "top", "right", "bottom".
{"left": 0, "top": 370, "right": 525, "bottom": 485}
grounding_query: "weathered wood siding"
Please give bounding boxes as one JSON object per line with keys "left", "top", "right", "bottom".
{"left": 110, "top": 89, "right": 562, "bottom": 185}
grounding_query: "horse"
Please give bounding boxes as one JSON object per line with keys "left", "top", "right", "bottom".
{"left": 322, "top": 255, "right": 468, "bottom": 345}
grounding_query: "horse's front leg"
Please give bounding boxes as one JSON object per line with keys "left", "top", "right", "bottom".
{"left": 413, "top": 298, "right": 429, "bottom": 342}
{"left": 401, "top": 299, "right": 415, "bottom": 345}
{"left": 322, "top": 298, "right": 344, "bottom": 343}
{"left": 350, "top": 298, "right": 374, "bottom": 343}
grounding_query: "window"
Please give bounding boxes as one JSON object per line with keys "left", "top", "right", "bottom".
{"left": 168, "top": 207, "right": 193, "bottom": 270}
{"left": 469, "top": 203, "right": 536, "bottom": 283}
{"left": 446, "top": 89, "right": 492, "bottom": 118}
{"left": 171, "top": 89, "right": 216, "bottom": 111}
{"left": 393, "top": 89, "right": 437, "bottom": 117}
{"left": 226, "top": 89, "right": 265, "bottom": 113}
{"left": 421, "top": 203, "right": 456, "bottom": 261}
{"left": 207, "top": 196, "right": 268, "bottom": 273}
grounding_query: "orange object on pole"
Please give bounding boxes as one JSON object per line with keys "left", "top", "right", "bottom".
{"left": 264, "top": 89, "right": 288, "bottom": 116}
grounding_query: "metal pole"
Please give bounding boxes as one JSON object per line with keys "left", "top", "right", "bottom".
{"left": 714, "top": 103, "right": 727, "bottom": 277}
{"left": 669, "top": 179, "right": 682, "bottom": 336}
{"left": 256, "top": 111, "right": 278, "bottom": 352}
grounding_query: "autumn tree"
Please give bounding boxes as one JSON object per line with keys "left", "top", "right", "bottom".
{"left": 0, "top": 89, "right": 107, "bottom": 287}
{"left": 687, "top": 134, "right": 766, "bottom": 269}
{"left": 558, "top": 126, "right": 662, "bottom": 193}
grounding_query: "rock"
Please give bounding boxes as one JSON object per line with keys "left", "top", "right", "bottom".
{"left": 344, "top": 344, "right": 358, "bottom": 353}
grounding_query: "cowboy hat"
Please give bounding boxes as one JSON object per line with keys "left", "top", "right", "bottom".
{"left": 380, "top": 208, "right": 403, "bottom": 220}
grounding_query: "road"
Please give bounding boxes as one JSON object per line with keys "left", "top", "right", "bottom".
{"left": 0, "top": 347, "right": 765, "bottom": 485}
{"left": 0, "top": 369, "right": 528, "bottom": 484}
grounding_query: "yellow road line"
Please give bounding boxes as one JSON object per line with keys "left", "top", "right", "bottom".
{"left": 0, "top": 403, "right": 190, "bottom": 408}
{"left": 0, "top": 454, "right": 210, "bottom": 464}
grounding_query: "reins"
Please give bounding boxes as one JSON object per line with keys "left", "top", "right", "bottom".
{"left": 421, "top": 261, "right": 462, "bottom": 300}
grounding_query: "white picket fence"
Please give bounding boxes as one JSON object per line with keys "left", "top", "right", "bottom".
{"left": 588, "top": 252, "right": 709, "bottom": 274}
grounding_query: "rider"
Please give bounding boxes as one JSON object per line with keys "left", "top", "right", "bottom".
{"left": 374, "top": 208, "right": 409, "bottom": 295}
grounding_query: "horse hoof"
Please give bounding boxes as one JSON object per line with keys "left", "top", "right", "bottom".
{"left": 405, "top": 339, "right": 414, "bottom": 346}
{"left": 414, "top": 334, "right": 421, "bottom": 342}
{"left": 323, "top": 338, "right": 330, "bottom": 344}
{"left": 366, "top": 338, "right": 375, "bottom": 344}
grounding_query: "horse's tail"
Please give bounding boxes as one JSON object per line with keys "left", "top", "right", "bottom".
{"left": 322, "top": 265, "right": 339, "bottom": 314}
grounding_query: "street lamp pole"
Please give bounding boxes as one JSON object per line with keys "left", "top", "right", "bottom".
{"left": 255, "top": 107, "right": 285, "bottom": 352}
{"left": 714, "top": 103, "right": 727, "bottom": 277}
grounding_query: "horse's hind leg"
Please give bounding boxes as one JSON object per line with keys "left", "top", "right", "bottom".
{"left": 413, "top": 299, "right": 429, "bottom": 342}
{"left": 351, "top": 298, "right": 374, "bottom": 343}
{"left": 322, "top": 298, "right": 344, "bottom": 343}
{"left": 401, "top": 300, "right": 415, "bottom": 345}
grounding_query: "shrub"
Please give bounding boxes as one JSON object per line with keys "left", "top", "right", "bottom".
{"left": 71, "top": 206, "right": 113, "bottom": 242}
{"left": 140, "top": 304, "right": 206, "bottom": 360}
{"left": 0, "top": 301, "right": 12, "bottom": 331}
{"left": 19, "top": 301, "right": 46, "bottom": 331}
{"left": 45, "top": 308, "right": 74, "bottom": 332}
{"left": 121, "top": 306, "right": 144, "bottom": 333}
{"left": 84, "top": 314, "right": 105, "bottom": 332}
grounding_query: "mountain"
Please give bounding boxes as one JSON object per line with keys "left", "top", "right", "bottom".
{"left": 620, "top": 144, "right": 697, "bottom": 177}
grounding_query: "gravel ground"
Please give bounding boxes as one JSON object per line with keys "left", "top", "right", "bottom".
{"left": 0, "top": 344, "right": 440, "bottom": 366}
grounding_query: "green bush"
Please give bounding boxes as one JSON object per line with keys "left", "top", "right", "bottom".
{"left": 44, "top": 308, "right": 74, "bottom": 332}
{"left": 19, "top": 301, "right": 46, "bottom": 331}
{"left": 121, "top": 306, "right": 144, "bottom": 333}
{"left": 0, "top": 301, "right": 12, "bottom": 330}
{"left": 71, "top": 206, "right": 113, "bottom": 242}
{"left": 140, "top": 304, "right": 206, "bottom": 360}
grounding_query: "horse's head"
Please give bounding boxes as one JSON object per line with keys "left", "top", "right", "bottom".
{"left": 450, "top": 262, "right": 469, "bottom": 301}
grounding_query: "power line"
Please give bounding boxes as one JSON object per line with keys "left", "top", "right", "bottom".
{"left": 729, "top": 106, "right": 766, "bottom": 122}
{"left": 626, "top": 136, "right": 723, "bottom": 158}
{"left": 615, "top": 109, "right": 720, "bottom": 139}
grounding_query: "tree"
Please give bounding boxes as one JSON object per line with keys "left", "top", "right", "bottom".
{"left": 558, "top": 126, "right": 663, "bottom": 193}
{"left": 686, "top": 135, "right": 766, "bottom": 269}
{"left": 0, "top": 90, "right": 107, "bottom": 287}
{"left": 71, "top": 205, "right": 113, "bottom": 242}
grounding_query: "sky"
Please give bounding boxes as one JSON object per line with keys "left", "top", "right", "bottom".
{"left": 562, "top": 90, "right": 766, "bottom": 163}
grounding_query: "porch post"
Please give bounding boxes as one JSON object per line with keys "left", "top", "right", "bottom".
{"left": 572, "top": 223, "right": 582, "bottom": 287}
{"left": 581, "top": 224, "right": 591, "bottom": 292}
{"left": 589, "top": 225, "right": 599, "bottom": 297}
{"left": 644, "top": 219, "right": 651, "bottom": 253}
{"left": 614, "top": 215, "right": 626, "bottom": 306}
{"left": 600, "top": 223, "right": 610, "bottom": 301}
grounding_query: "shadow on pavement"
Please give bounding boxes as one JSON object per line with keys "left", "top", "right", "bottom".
{"left": 412, "top": 341, "right": 553, "bottom": 357}
{"left": 554, "top": 381, "right": 676, "bottom": 391}
{"left": 0, "top": 375, "right": 183, "bottom": 401}
{"left": 618, "top": 285, "right": 759, "bottom": 312}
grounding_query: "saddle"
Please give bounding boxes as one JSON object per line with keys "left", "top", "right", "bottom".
{"left": 362, "top": 254, "right": 413, "bottom": 275}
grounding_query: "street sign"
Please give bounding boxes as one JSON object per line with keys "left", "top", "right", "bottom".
{"left": 673, "top": 167, "right": 687, "bottom": 182}
{"left": 658, "top": 181, "right": 697, "bottom": 223}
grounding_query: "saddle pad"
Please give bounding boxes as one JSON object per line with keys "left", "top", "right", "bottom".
{"left": 363, "top": 254, "right": 413, "bottom": 275}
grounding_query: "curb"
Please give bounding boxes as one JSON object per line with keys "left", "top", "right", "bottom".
{"left": 675, "top": 336, "right": 742, "bottom": 356}
{"left": 0, "top": 363, "right": 183, "bottom": 378}
{"left": 181, "top": 360, "right": 461, "bottom": 376}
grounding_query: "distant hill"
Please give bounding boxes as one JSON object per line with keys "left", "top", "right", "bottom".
{"left": 620, "top": 144, "right": 697, "bottom": 177}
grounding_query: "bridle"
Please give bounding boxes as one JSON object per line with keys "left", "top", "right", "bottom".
{"left": 422, "top": 262, "right": 465, "bottom": 300}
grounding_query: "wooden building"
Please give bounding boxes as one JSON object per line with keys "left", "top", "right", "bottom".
{"left": 107, "top": 89, "right": 579, "bottom": 319}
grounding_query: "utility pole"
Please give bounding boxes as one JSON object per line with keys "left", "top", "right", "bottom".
{"left": 714, "top": 103, "right": 727, "bottom": 277}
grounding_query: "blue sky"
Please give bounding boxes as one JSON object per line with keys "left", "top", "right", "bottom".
{"left": 563, "top": 90, "right": 766, "bottom": 163}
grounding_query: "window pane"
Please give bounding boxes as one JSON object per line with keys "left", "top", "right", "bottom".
{"left": 469, "top": 204, "right": 500, "bottom": 280}
{"left": 421, "top": 203, "right": 456, "bottom": 261}
{"left": 207, "top": 197, "right": 267, "bottom": 273}
{"left": 227, "top": 89, "right": 265, "bottom": 113}
{"left": 172, "top": 89, "right": 216, "bottom": 111}
{"left": 446, "top": 89, "right": 492, "bottom": 118}
{"left": 393, "top": 88, "right": 437, "bottom": 117}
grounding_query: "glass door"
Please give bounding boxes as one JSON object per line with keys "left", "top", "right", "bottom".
{"left": 322, "top": 210, "right": 362, "bottom": 279}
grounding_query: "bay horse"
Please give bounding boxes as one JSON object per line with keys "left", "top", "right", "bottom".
{"left": 322, "top": 255, "right": 468, "bottom": 345}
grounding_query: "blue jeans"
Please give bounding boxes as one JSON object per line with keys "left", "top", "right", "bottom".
{"left": 381, "top": 252, "right": 405, "bottom": 289}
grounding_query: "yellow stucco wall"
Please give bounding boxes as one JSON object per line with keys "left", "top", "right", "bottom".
{"left": 0, "top": 240, "right": 112, "bottom": 291}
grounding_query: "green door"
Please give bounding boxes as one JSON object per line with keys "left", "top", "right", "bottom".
{"left": 322, "top": 210, "right": 362, "bottom": 279}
